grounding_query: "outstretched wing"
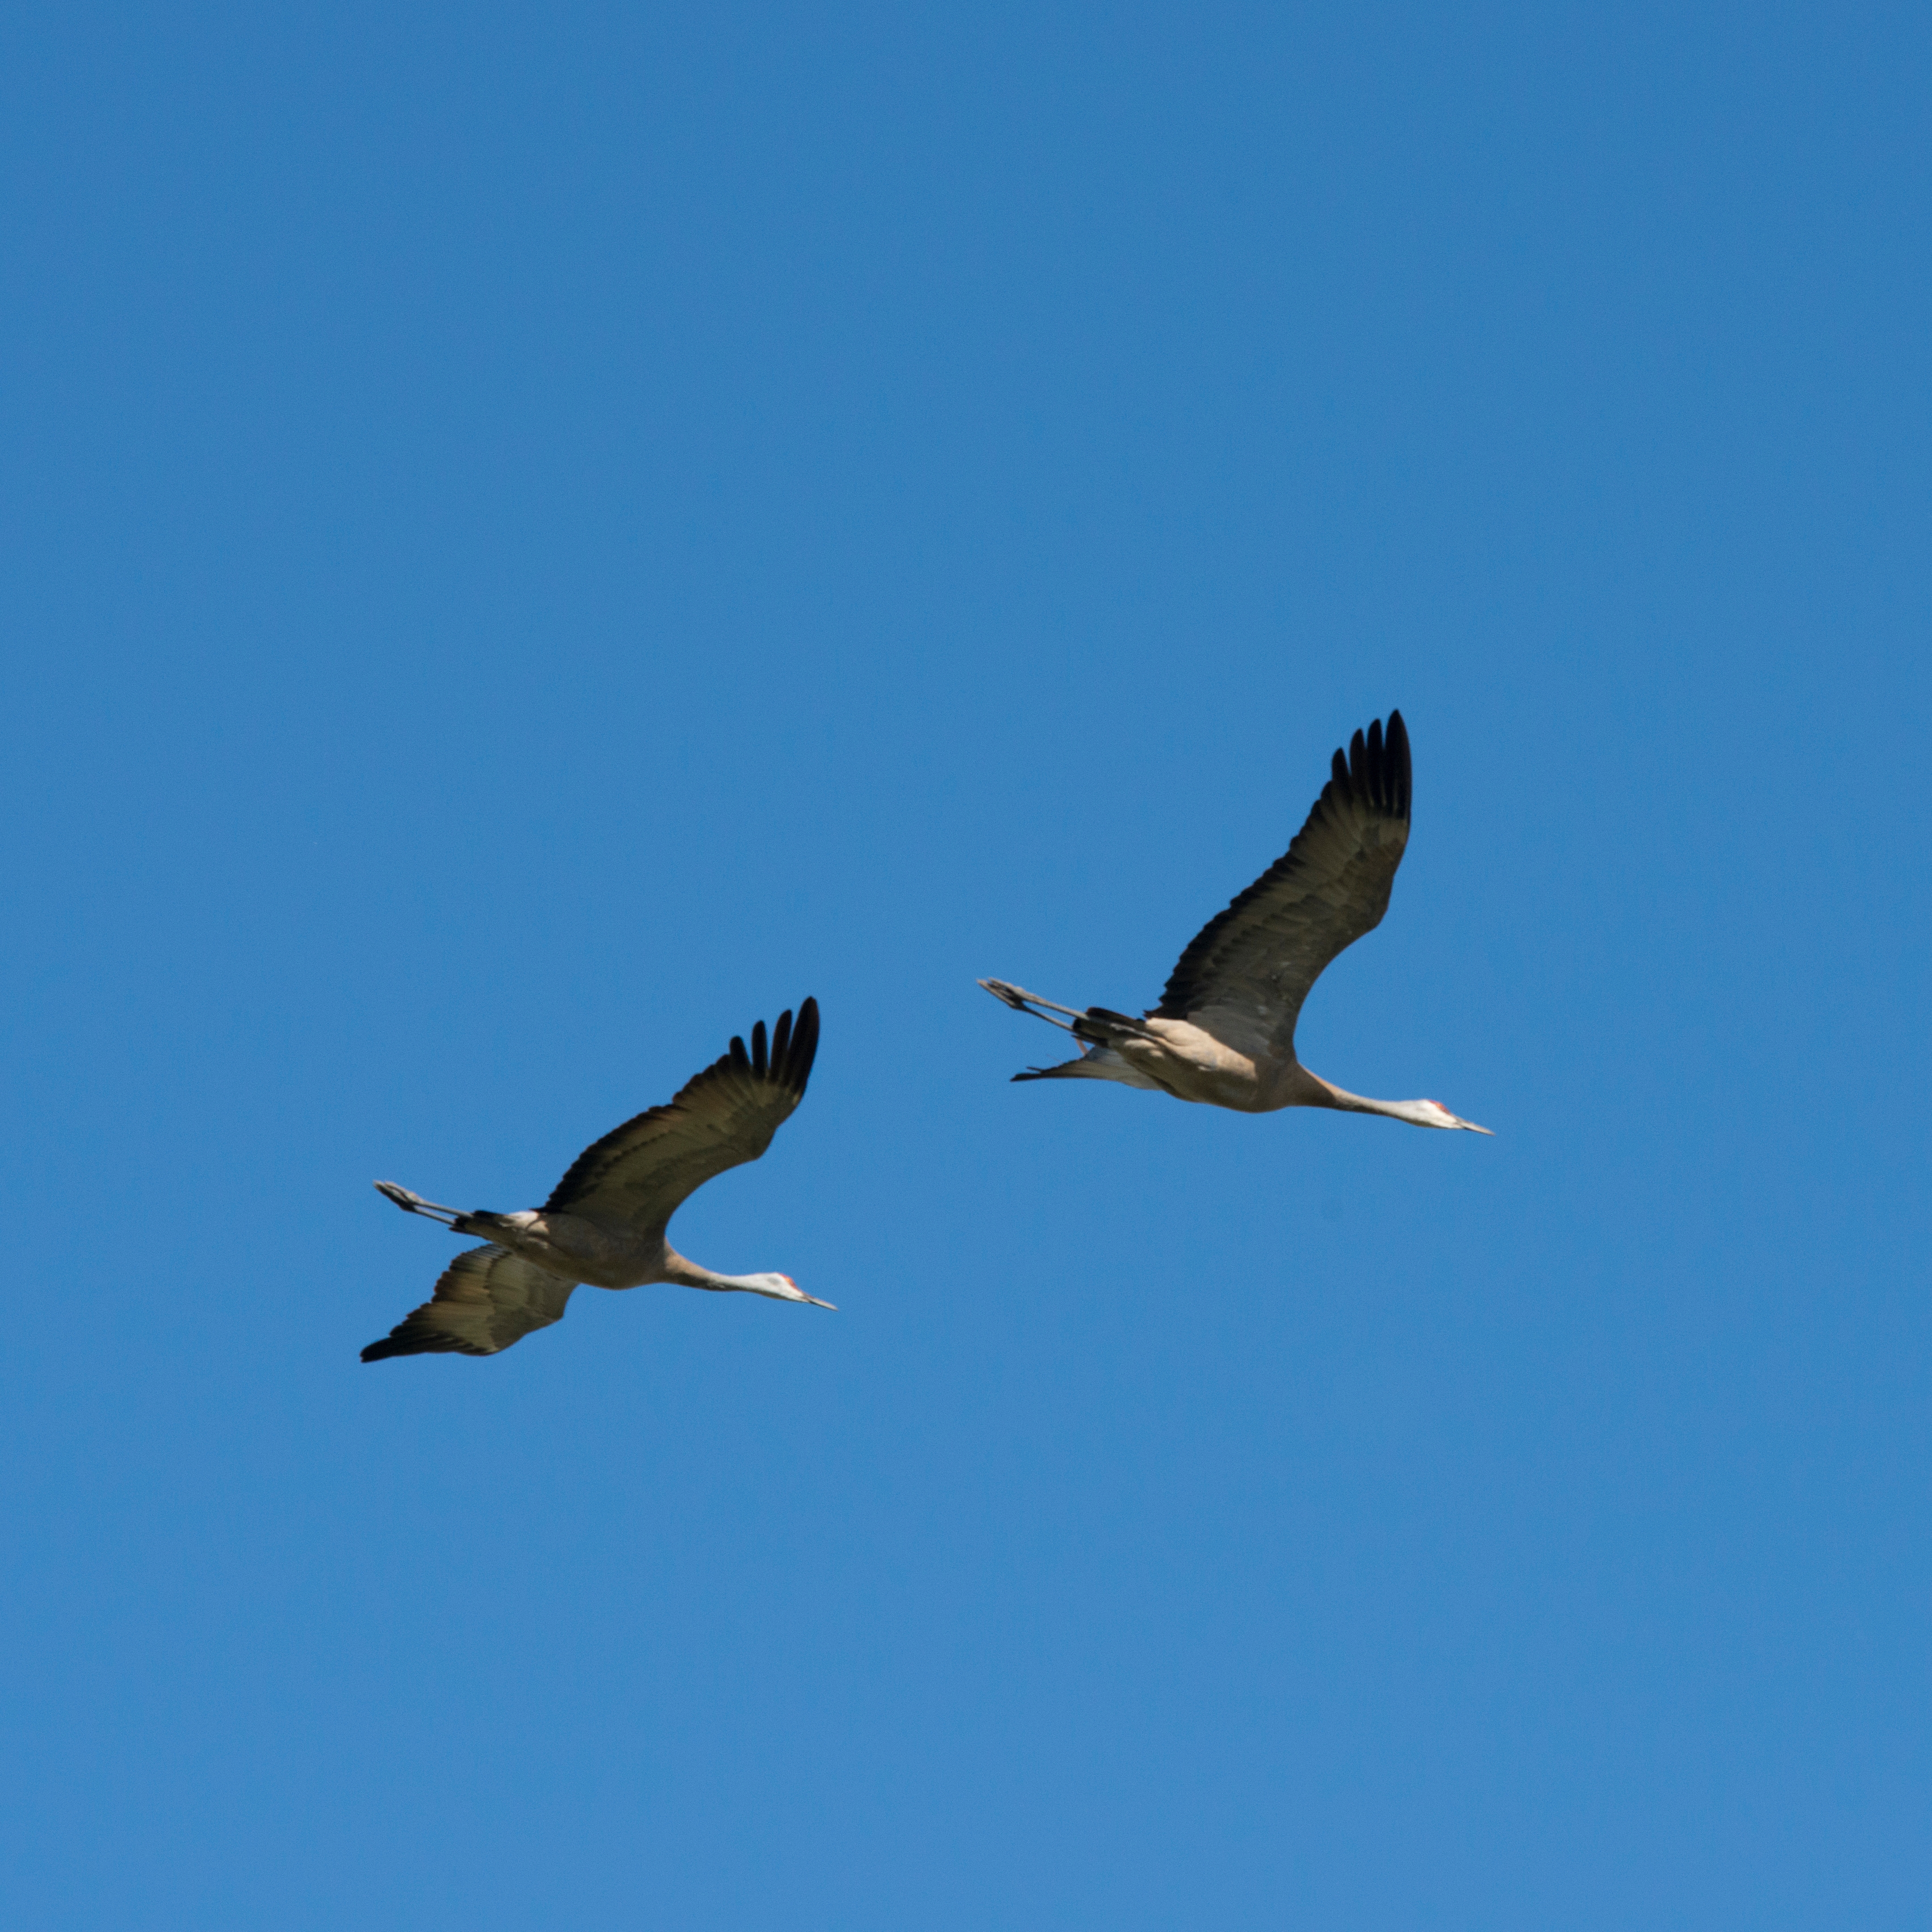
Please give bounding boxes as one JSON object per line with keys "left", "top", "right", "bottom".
{"left": 1154, "top": 713, "right": 1412, "bottom": 1062}
{"left": 360, "top": 1244, "right": 579, "bottom": 1362}
{"left": 541, "top": 998, "right": 820, "bottom": 1231}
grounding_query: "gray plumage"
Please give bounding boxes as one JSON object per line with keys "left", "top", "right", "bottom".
{"left": 981, "top": 714, "right": 1491, "bottom": 1133}
{"left": 362, "top": 999, "right": 828, "bottom": 1362}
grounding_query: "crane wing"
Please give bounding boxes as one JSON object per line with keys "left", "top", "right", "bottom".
{"left": 541, "top": 998, "right": 820, "bottom": 1231}
{"left": 360, "top": 1244, "right": 580, "bottom": 1361}
{"left": 1154, "top": 713, "right": 1412, "bottom": 1062}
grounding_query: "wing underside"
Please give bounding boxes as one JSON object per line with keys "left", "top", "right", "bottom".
{"left": 541, "top": 998, "right": 820, "bottom": 1232}
{"left": 360, "top": 1244, "right": 579, "bottom": 1362}
{"left": 1154, "top": 713, "right": 1412, "bottom": 1062}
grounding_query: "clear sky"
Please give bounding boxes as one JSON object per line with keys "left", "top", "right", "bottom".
{"left": 3, "top": 3, "right": 1928, "bottom": 1926}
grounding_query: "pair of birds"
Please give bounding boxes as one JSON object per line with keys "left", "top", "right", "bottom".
{"left": 363, "top": 710, "right": 1490, "bottom": 1363}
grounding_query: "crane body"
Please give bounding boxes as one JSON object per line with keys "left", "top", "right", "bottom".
{"left": 981, "top": 714, "right": 1491, "bottom": 1134}
{"left": 362, "top": 999, "right": 827, "bottom": 1362}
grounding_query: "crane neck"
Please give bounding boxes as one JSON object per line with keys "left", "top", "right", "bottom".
{"left": 660, "top": 1249, "right": 789, "bottom": 1296}
{"left": 660, "top": 1249, "right": 737, "bottom": 1292}
{"left": 1300, "top": 1071, "right": 1439, "bottom": 1126}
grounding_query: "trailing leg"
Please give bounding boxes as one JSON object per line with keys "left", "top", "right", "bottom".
{"left": 373, "top": 1180, "right": 464, "bottom": 1226}
{"left": 977, "top": 979, "right": 1083, "bottom": 1030}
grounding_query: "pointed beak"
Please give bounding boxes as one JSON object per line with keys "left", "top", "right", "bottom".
{"left": 1458, "top": 1117, "right": 1495, "bottom": 1135}
{"left": 802, "top": 1293, "right": 837, "bottom": 1310}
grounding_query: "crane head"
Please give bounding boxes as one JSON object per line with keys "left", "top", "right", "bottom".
{"left": 1419, "top": 1099, "right": 1494, "bottom": 1134}
{"left": 740, "top": 1271, "right": 838, "bottom": 1310}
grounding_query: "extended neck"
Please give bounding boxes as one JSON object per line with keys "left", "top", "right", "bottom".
{"left": 660, "top": 1248, "right": 832, "bottom": 1308}
{"left": 661, "top": 1250, "right": 761, "bottom": 1294}
{"left": 1300, "top": 1071, "right": 1440, "bottom": 1127}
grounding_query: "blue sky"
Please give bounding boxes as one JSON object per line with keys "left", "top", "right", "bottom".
{"left": 3, "top": 2, "right": 1928, "bottom": 1925}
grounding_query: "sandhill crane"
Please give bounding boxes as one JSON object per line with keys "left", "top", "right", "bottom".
{"left": 980, "top": 713, "right": 1491, "bottom": 1132}
{"left": 361, "top": 1000, "right": 828, "bottom": 1361}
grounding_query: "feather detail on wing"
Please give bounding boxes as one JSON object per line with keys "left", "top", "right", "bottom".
{"left": 540, "top": 999, "right": 820, "bottom": 1231}
{"left": 360, "top": 1244, "right": 579, "bottom": 1361}
{"left": 1012, "top": 1045, "right": 1164, "bottom": 1088}
{"left": 1154, "top": 713, "right": 1412, "bottom": 1062}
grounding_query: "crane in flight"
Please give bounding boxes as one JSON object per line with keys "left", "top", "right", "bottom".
{"left": 361, "top": 999, "right": 828, "bottom": 1361}
{"left": 980, "top": 713, "right": 1491, "bottom": 1133}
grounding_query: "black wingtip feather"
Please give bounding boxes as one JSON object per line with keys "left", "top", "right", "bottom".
{"left": 1329, "top": 712, "right": 1410, "bottom": 820}
{"left": 789, "top": 996, "right": 821, "bottom": 1093}
{"left": 1386, "top": 708, "right": 1411, "bottom": 819}
{"left": 360, "top": 1329, "right": 480, "bottom": 1363}
{"left": 729, "top": 999, "right": 822, "bottom": 1093}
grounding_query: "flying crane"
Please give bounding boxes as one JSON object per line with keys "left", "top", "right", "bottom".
{"left": 362, "top": 999, "right": 828, "bottom": 1361}
{"left": 981, "top": 714, "right": 1491, "bottom": 1133}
